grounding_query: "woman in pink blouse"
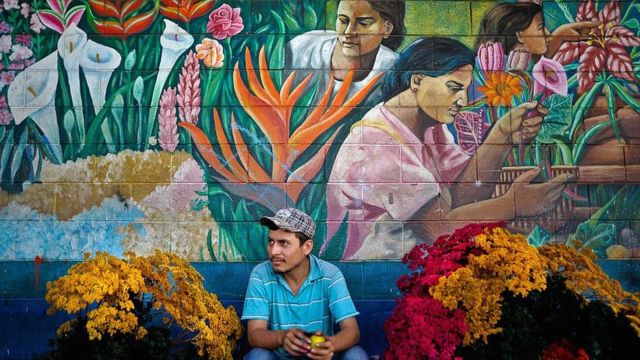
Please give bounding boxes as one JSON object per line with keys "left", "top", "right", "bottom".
{"left": 324, "top": 37, "right": 574, "bottom": 259}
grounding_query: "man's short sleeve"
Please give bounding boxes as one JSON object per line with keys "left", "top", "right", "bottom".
{"left": 328, "top": 269, "right": 359, "bottom": 323}
{"left": 241, "top": 267, "right": 270, "bottom": 321}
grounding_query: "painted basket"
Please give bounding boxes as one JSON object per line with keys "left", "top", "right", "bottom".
{"left": 493, "top": 165, "right": 579, "bottom": 233}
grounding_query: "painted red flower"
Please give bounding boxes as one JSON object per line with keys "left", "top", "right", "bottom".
{"left": 553, "top": 0, "right": 640, "bottom": 93}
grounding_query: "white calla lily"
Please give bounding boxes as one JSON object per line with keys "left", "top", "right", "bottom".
{"left": 8, "top": 52, "right": 61, "bottom": 163}
{"left": 57, "top": 24, "right": 88, "bottom": 145}
{"left": 146, "top": 20, "right": 193, "bottom": 149}
{"left": 79, "top": 40, "right": 122, "bottom": 115}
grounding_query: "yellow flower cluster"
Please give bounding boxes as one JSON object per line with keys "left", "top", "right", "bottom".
{"left": 45, "top": 250, "right": 243, "bottom": 359}
{"left": 430, "top": 227, "right": 547, "bottom": 344}
{"left": 45, "top": 252, "right": 146, "bottom": 339}
{"left": 539, "top": 243, "right": 640, "bottom": 335}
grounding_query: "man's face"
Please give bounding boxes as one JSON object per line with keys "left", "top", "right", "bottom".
{"left": 267, "top": 229, "right": 312, "bottom": 274}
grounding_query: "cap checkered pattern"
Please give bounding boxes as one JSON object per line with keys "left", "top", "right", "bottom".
{"left": 260, "top": 208, "right": 316, "bottom": 238}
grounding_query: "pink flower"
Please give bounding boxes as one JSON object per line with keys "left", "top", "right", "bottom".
{"left": 9, "top": 44, "right": 32, "bottom": 62}
{"left": 0, "top": 35, "right": 11, "bottom": 53}
{"left": 20, "top": 3, "right": 30, "bottom": 18}
{"left": 554, "top": 0, "right": 640, "bottom": 93}
{"left": 195, "top": 38, "right": 224, "bottom": 68}
{"left": 0, "top": 71, "right": 15, "bottom": 85}
{"left": 477, "top": 41, "right": 504, "bottom": 72}
{"left": 159, "top": 87, "right": 179, "bottom": 152}
{"left": 207, "top": 3, "right": 244, "bottom": 40}
{"left": 506, "top": 48, "right": 531, "bottom": 71}
{"left": 0, "top": 21, "right": 12, "bottom": 34}
{"left": 30, "top": 14, "right": 45, "bottom": 33}
{"left": 533, "top": 57, "right": 568, "bottom": 99}
{"left": 3, "top": 0, "right": 19, "bottom": 11}
{"left": 177, "top": 51, "right": 201, "bottom": 125}
{"left": 0, "top": 108, "right": 13, "bottom": 125}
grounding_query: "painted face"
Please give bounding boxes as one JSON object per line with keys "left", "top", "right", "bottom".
{"left": 517, "top": 13, "right": 550, "bottom": 55}
{"left": 336, "top": 0, "right": 393, "bottom": 58}
{"left": 414, "top": 64, "right": 473, "bottom": 124}
{"left": 267, "top": 229, "right": 312, "bottom": 274}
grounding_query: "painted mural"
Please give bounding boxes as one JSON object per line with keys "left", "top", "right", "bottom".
{"left": 0, "top": 0, "right": 639, "bottom": 262}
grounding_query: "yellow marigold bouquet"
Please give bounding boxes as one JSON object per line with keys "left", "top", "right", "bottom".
{"left": 42, "top": 250, "right": 242, "bottom": 359}
{"left": 385, "top": 222, "right": 640, "bottom": 360}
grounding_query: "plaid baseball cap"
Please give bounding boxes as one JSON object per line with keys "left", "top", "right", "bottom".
{"left": 260, "top": 208, "right": 316, "bottom": 238}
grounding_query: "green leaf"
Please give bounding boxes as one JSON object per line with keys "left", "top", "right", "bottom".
{"left": 10, "top": 128, "right": 28, "bottom": 183}
{"left": 303, "top": 3, "right": 319, "bottom": 29}
{"left": 527, "top": 226, "right": 551, "bottom": 247}
{"left": 610, "top": 80, "right": 640, "bottom": 113}
{"left": 551, "top": 138, "right": 573, "bottom": 164}
{"left": 0, "top": 126, "right": 5, "bottom": 143}
{"left": 570, "top": 82, "right": 604, "bottom": 140}
{"left": 125, "top": 49, "right": 137, "bottom": 71}
{"left": 0, "top": 128, "right": 14, "bottom": 181}
{"left": 570, "top": 222, "right": 616, "bottom": 258}
{"left": 536, "top": 94, "right": 573, "bottom": 143}
{"left": 623, "top": 18, "right": 640, "bottom": 30}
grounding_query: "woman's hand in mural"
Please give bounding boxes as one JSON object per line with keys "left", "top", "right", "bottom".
{"left": 546, "top": 21, "right": 601, "bottom": 58}
{"left": 495, "top": 101, "right": 547, "bottom": 144}
{"left": 508, "top": 167, "right": 573, "bottom": 218}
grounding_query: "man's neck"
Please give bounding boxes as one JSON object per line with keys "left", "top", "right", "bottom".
{"left": 283, "top": 256, "right": 311, "bottom": 296}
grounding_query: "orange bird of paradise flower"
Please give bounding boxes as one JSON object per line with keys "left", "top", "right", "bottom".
{"left": 180, "top": 47, "right": 383, "bottom": 209}
{"left": 478, "top": 71, "right": 524, "bottom": 107}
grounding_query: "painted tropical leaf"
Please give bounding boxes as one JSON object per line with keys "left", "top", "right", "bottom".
{"left": 528, "top": 226, "right": 551, "bottom": 247}
{"left": 571, "top": 222, "right": 616, "bottom": 258}
{"left": 577, "top": 46, "right": 606, "bottom": 93}
{"left": 453, "top": 109, "right": 489, "bottom": 155}
{"left": 536, "top": 93, "right": 573, "bottom": 143}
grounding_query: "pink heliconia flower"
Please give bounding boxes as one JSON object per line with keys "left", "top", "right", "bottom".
{"left": 159, "top": 87, "right": 179, "bottom": 152}
{"left": 207, "top": 3, "right": 244, "bottom": 40}
{"left": 177, "top": 51, "right": 201, "bottom": 125}
{"left": 36, "top": 0, "right": 84, "bottom": 34}
{"left": 533, "top": 56, "right": 568, "bottom": 100}
{"left": 477, "top": 41, "right": 504, "bottom": 72}
{"left": 506, "top": 48, "right": 531, "bottom": 71}
{"left": 554, "top": 0, "right": 640, "bottom": 93}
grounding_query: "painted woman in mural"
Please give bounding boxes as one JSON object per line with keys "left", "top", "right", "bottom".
{"left": 285, "top": 0, "right": 405, "bottom": 104}
{"left": 324, "top": 37, "right": 574, "bottom": 260}
{"left": 475, "top": 1, "right": 599, "bottom": 61}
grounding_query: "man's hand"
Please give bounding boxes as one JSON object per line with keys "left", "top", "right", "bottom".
{"left": 282, "top": 328, "right": 310, "bottom": 357}
{"left": 307, "top": 333, "right": 335, "bottom": 360}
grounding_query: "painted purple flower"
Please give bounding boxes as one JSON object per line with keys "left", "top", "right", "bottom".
{"left": 533, "top": 56, "right": 568, "bottom": 100}
{"left": 0, "top": 21, "right": 13, "bottom": 34}
{"left": 477, "top": 41, "right": 504, "bottom": 72}
{"left": 177, "top": 51, "right": 201, "bottom": 125}
{"left": 506, "top": 48, "right": 531, "bottom": 71}
{"left": 206, "top": 4, "right": 244, "bottom": 40}
{"left": 159, "top": 87, "right": 179, "bottom": 152}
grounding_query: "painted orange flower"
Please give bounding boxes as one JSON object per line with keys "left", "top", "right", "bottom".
{"left": 195, "top": 38, "right": 224, "bottom": 68}
{"left": 478, "top": 71, "right": 524, "bottom": 107}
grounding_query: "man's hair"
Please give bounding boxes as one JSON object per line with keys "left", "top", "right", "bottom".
{"left": 264, "top": 221, "right": 311, "bottom": 245}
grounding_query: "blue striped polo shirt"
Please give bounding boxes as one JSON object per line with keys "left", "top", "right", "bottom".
{"left": 242, "top": 255, "right": 359, "bottom": 357}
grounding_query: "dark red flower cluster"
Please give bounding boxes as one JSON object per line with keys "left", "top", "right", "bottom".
{"left": 384, "top": 222, "right": 505, "bottom": 359}
{"left": 541, "top": 339, "right": 590, "bottom": 360}
{"left": 384, "top": 296, "right": 467, "bottom": 360}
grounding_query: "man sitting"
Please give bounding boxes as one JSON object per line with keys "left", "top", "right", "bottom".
{"left": 242, "top": 208, "right": 368, "bottom": 359}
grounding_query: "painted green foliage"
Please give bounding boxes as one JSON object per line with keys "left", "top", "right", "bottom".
{"left": 0, "top": 0, "right": 639, "bottom": 261}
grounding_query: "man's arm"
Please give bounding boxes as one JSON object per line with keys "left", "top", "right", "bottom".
{"left": 247, "top": 320, "right": 284, "bottom": 349}
{"left": 328, "top": 317, "right": 360, "bottom": 352}
{"left": 247, "top": 320, "right": 311, "bottom": 357}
